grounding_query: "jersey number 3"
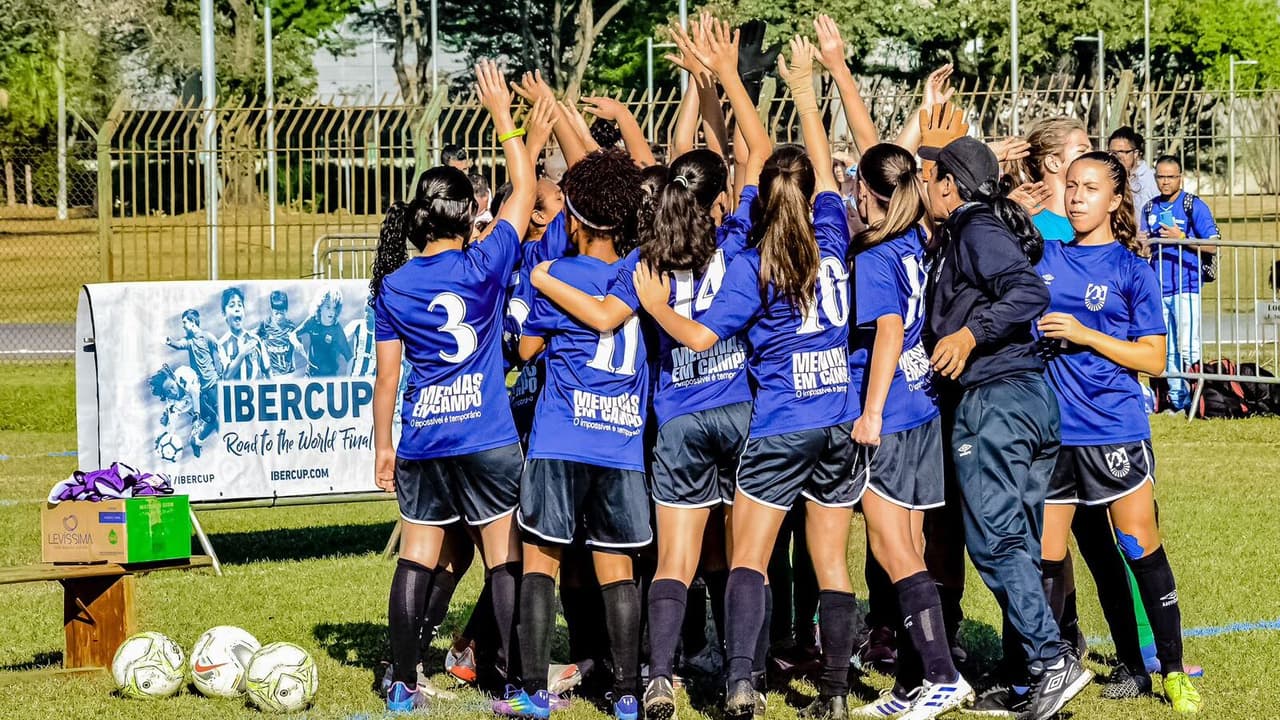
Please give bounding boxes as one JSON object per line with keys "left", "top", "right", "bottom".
{"left": 429, "top": 292, "right": 478, "bottom": 364}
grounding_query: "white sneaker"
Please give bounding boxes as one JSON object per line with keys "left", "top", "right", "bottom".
{"left": 852, "top": 687, "right": 919, "bottom": 718}
{"left": 899, "top": 676, "right": 974, "bottom": 720}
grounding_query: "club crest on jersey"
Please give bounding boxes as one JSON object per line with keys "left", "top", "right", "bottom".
{"left": 1105, "top": 448, "right": 1131, "bottom": 479}
{"left": 1084, "top": 283, "right": 1108, "bottom": 312}
{"left": 1041, "top": 273, "right": 1055, "bottom": 285}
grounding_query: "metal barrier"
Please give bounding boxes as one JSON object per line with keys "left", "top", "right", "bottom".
{"left": 1147, "top": 237, "right": 1280, "bottom": 417}
{"left": 311, "top": 233, "right": 378, "bottom": 279}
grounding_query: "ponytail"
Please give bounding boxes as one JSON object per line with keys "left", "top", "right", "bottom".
{"left": 936, "top": 159, "right": 1045, "bottom": 264}
{"left": 852, "top": 143, "right": 926, "bottom": 250}
{"left": 639, "top": 149, "right": 727, "bottom": 274}
{"left": 753, "top": 145, "right": 818, "bottom": 313}
{"left": 369, "top": 201, "right": 411, "bottom": 303}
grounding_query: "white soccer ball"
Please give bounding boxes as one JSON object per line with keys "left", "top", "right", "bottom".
{"left": 111, "top": 631, "right": 186, "bottom": 700}
{"left": 189, "top": 626, "right": 261, "bottom": 698}
{"left": 155, "top": 431, "right": 183, "bottom": 462}
{"left": 245, "top": 642, "right": 319, "bottom": 713}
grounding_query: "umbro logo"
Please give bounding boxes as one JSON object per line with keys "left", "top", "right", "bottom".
{"left": 1161, "top": 590, "right": 1178, "bottom": 607}
{"left": 1045, "top": 673, "right": 1066, "bottom": 693}
{"left": 957, "top": 444, "right": 973, "bottom": 457}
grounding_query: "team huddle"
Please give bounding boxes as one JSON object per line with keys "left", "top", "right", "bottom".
{"left": 365, "top": 13, "right": 1201, "bottom": 720}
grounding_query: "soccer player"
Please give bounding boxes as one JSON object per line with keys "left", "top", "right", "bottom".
{"left": 1036, "top": 151, "right": 1201, "bottom": 712}
{"left": 497, "top": 147, "right": 649, "bottom": 720}
{"left": 218, "top": 287, "right": 266, "bottom": 380}
{"left": 294, "top": 287, "right": 353, "bottom": 376}
{"left": 1022, "top": 118, "right": 1093, "bottom": 243}
{"left": 845, "top": 143, "right": 974, "bottom": 719}
{"left": 258, "top": 290, "right": 300, "bottom": 377}
{"left": 636, "top": 34, "right": 860, "bottom": 720}
{"left": 165, "top": 308, "right": 222, "bottom": 455}
{"left": 921, "top": 136, "right": 1090, "bottom": 720}
{"left": 1139, "top": 155, "right": 1219, "bottom": 412}
{"left": 370, "top": 60, "right": 536, "bottom": 713}
{"left": 346, "top": 303, "right": 376, "bottom": 377}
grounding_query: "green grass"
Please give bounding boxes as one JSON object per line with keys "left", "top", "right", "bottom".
{"left": 1, "top": 362, "right": 1278, "bottom": 718}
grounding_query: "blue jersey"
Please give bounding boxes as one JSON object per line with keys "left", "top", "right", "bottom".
{"left": 701, "top": 191, "right": 856, "bottom": 438}
{"left": 1032, "top": 210, "right": 1074, "bottom": 244}
{"left": 524, "top": 254, "right": 650, "bottom": 471}
{"left": 849, "top": 226, "right": 938, "bottom": 434}
{"left": 1035, "top": 240, "right": 1165, "bottom": 446}
{"left": 505, "top": 213, "right": 570, "bottom": 436}
{"left": 1140, "top": 191, "right": 1219, "bottom": 297}
{"left": 374, "top": 220, "right": 521, "bottom": 460}
{"left": 608, "top": 186, "right": 756, "bottom": 426}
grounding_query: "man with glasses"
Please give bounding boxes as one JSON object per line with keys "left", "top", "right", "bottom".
{"left": 1140, "top": 155, "right": 1220, "bottom": 413}
{"left": 1108, "top": 127, "right": 1159, "bottom": 225}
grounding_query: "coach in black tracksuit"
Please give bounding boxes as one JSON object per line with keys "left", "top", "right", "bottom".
{"left": 920, "top": 137, "right": 1090, "bottom": 720}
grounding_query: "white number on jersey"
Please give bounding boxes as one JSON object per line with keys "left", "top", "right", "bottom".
{"left": 507, "top": 298, "right": 531, "bottom": 333}
{"left": 587, "top": 310, "right": 642, "bottom": 376}
{"left": 672, "top": 250, "right": 729, "bottom": 320}
{"left": 901, "top": 254, "right": 927, "bottom": 329}
{"left": 797, "top": 257, "right": 852, "bottom": 334}
{"left": 428, "top": 292, "right": 478, "bottom": 364}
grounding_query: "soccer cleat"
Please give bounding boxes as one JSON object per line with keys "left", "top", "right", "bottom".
{"left": 644, "top": 676, "right": 677, "bottom": 720}
{"left": 854, "top": 625, "right": 899, "bottom": 675}
{"left": 446, "top": 641, "right": 478, "bottom": 685}
{"left": 967, "top": 685, "right": 1029, "bottom": 717}
{"left": 611, "top": 693, "right": 640, "bottom": 720}
{"left": 491, "top": 686, "right": 549, "bottom": 719}
{"left": 1163, "top": 672, "right": 1203, "bottom": 713}
{"left": 1017, "top": 655, "right": 1092, "bottom": 720}
{"left": 851, "top": 686, "right": 919, "bottom": 718}
{"left": 1101, "top": 666, "right": 1153, "bottom": 700}
{"left": 379, "top": 662, "right": 458, "bottom": 700}
{"left": 725, "top": 678, "right": 758, "bottom": 718}
{"left": 799, "top": 694, "right": 850, "bottom": 720}
{"left": 900, "top": 676, "right": 974, "bottom": 719}
{"left": 386, "top": 681, "right": 430, "bottom": 713}
{"left": 549, "top": 663, "right": 583, "bottom": 696}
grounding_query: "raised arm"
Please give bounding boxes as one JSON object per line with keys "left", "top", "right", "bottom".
{"left": 523, "top": 93, "right": 560, "bottom": 163}
{"left": 582, "top": 96, "right": 657, "bottom": 167}
{"left": 778, "top": 36, "right": 836, "bottom": 195}
{"left": 686, "top": 18, "right": 772, "bottom": 186}
{"left": 531, "top": 261, "right": 634, "bottom": 332}
{"left": 895, "top": 64, "right": 955, "bottom": 152}
{"left": 477, "top": 60, "right": 535, "bottom": 238}
{"left": 511, "top": 71, "right": 590, "bottom": 167}
{"left": 814, "top": 15, "right": 878, "bottom": 153}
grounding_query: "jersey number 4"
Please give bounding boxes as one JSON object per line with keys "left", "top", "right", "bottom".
{"left": 429, "top": 292, "right": 478, "bottom": 364}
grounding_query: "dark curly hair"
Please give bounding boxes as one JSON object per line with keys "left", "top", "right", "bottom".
{"left": 639, "top": 149, "right": 726, "bottom": 274}
{"left": 590, "top": 119, "right": 624, "bottom": 149}
{"left": 560, "top": 148, "right": 644, "bottom": 256}
{"left": 369, "top": 166, "right": 477, "bottom": 302}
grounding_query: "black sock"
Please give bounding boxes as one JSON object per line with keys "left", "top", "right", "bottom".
{"left": 793, "top": 541, "right": 820, "bottom": 646}
{"left": 647, "top": 579, "right": 687, "bottom": 681}
{"left": 1127, "top": 546, "right": 1184, "bottom": 675}
{"left": 420, "top": 567, "right": 458, "bottom": 649}
{"left": 1060, "top": 553, "right": 1081, "bottom": 653}
{"left": 463, "top": 577, "right": 493, "bottom": 647}
{"left": 519, "top": 572, "right": 556, "bottom": 692}
{"left": 389, "top": 558, "right": 435, "bottom": 686}
{"left": 937, "top": 584, "right": 964, "bottom": 651}
{"left": 681, "top": 580, "right": 709, "bottom": 658}
{"left": 561, "top": 582, "right": 606, "bottom": 664}
{"left": 1075, "top": 515, "right": 1144, "bottom": 673}
{"left": 703, "top": 569, "right": 729, "bottom": 649}
{"left": 766, "top": 536, "right": 793, "bottom": 646}
{"left": 725, "top": 568, "right": 767, "bottom": 685}
{"left": 489, "top": 563, "right": 520, "bottom": 680}
{"left": 752, "top": 589, "right": 773, "bottom": 688}
{"left": 895, "top": 572, "right": 958, "bottom": 684}
{"left": 817, "top": 590, "right": 856, "bottom": 696}
{"left": 1041, "top": 557, "right": 1068, "bottom": 631}
{"left": 895, "top": 623, "right": 924, "bottom": 691}
{"left": 601, "top": 579, "right": 643, "bottom": 698}
{"left": 864, "top": 544, "right": 895, "bottom": 631}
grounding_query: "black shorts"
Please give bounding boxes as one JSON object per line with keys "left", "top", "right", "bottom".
{"left": 518, "top": 459, "right": 653, "bottom": 550}
{"left": 651, "top": 402, "right": 751, "bottom": 509}
{"left": 1047, "top": 441, "right": 1154, "bottom": 506}
{"left": 396, "top": 443, "right": 523, "bottom": 526}
{"left": 859, "top": 416, "right": 946, "bottom": 511}
{"left": 735, "top": 421, "right": 859, "bottom": 510}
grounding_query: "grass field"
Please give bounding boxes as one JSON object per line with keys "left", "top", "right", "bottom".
{"left": 0, "top": 362, "right": 1278, "bottom": 719}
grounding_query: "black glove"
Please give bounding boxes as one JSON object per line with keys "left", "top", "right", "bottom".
{"left": 736, "top": 20, "right": 780, "bottom": 104}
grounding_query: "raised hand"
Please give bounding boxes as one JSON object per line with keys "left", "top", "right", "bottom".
{"left": 511, "top": 69, "right": 556, "bottom": 105}
{"left": 686, "top": 16, "right": 740, "bottom": 80}
{"left": 581, "top": 96, "right": 627, "bottom": 122}
{"left": 525, "top": 96, "right": 559, "bottom": 154}
{"left": 989, "top": 136, "right": 1031, "bottom": 163}
{"left": 918, "top": 102, "right": 969, "bottom": 151}
{"left": 475, "top": 59, "right": 513, "bottom": 116}
{"left": 813, "top": 14, "right": 847, "bottom": 73}
{"left": 923, "top": 63, "right": 956, "bottom": 106}
{"left": 736, "top": 19, "right": 780, "bottom": 88}
{"left": 1008, "top": 181, "right": 1051, "bottom": 215}
{"left": 776, "top": 35, "right": 817, "bottom": 91}
{"left": 665, "top": 19, "right": 711, "bottom": 79}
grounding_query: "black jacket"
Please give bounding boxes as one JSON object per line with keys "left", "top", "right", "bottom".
{"left": 926, "top": 202, "right": 1049, "bottom": 391}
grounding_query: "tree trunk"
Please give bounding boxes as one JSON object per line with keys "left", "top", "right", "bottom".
{"left": 227, "top": 0, "right": 256, "bottom": 82}
{"left": 564, "top": 0, "right": 629, "bottom": 101}
{"left": 550, "top": 0, "right": 563, "bottom": 90}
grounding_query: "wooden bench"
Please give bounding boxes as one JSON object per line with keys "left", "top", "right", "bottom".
{"left": 0, "top": 556, "right": 214, "bottom": 669}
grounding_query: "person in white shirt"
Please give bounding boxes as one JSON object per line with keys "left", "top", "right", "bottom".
{"left": 1108, "top": 126, "right": 1159, "bottom": 226}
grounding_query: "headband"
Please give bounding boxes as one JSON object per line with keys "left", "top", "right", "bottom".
{"left": 564, "top": 194, "right": 618, "bottom": 231}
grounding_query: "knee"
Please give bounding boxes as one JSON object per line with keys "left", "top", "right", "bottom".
{"left": 1114, "top": 527, "right": 1158, "bottom": 561}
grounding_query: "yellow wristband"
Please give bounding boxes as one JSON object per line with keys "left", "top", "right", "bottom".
{"left": 498, "top": 128, "right": 526, "bottom": 143}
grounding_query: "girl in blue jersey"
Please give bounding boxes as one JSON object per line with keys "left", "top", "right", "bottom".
{"left": 1023, "top": 118, "right": 1092, "bottom": 243}
{"left": 845, "top": 143, "right": 974, "bottom": 718}
{"left": 637, "top": 35, "right": 860, "bottom": 720}
{"left": 1035, "top": 151, "right": 1201, "bottom": 713}
{"left": 526, "top": 19, "right": 772, "bottom": 718}
{"left": 498, "top": 147, "right": 648, "bottom": 720}
{"left": 370, "top": 60, "right": 536, "bottom": 713}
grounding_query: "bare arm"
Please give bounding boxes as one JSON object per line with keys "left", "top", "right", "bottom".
{"left": 372, "top": 340, "right": 401, "bottom": 454}
{"left": 518, "top": 334, "right": 546, "bottom": 362}
{"left": 778, "top": 37, "right": 836, "bottom": 194}
{"left": 1038, "top": 314, "right": 1167, "bottom": 377}
{"left": 685, "top": 19, "right": 771, "bottom": 186}
{"left": 895, "top": 64, "right": 955, "bottom": 152}
{"left": 530, "top": 262, "right": 634, "bottom": 332}
{"left": 814, "top": 15, "right": 878, "bottom": 153}
{"left": 582, "top": 96, "right": 656, "bottom": 167}
{"left": 477, "top": 60, "right": 535, "bottom": 238}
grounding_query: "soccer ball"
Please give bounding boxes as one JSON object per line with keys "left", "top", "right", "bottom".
{"left": 155, "top": 431, "right": 183, "bottom": 462}
{"left": 189, "top": 626, "right": 261, "bottom": 698}
{"left": 245, "top": 642, "right": 318, "bottom": 713}
{"left": 111, "top": 631, "right": 186, "bottom": 700}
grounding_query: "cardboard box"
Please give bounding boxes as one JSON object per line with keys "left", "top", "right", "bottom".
{"left": 41, "top": 495, "right": 191, "bottom": 564}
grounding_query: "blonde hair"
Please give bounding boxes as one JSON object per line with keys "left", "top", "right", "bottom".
{"left": 1024, "top": 117, "right": 1087, "bottom": 182}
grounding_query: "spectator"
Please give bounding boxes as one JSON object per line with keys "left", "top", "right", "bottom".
{"left": 1140, "top": 155, "right": 1220, "bottom": 412}
{"left": 470, "top": 173, "right": 494, "bottom": 228}
{"left": 442, "top": 144, "right": 472, "bottom": 172}
{"left": 1108, "top": 126, "right": 1159, "bottom": 225}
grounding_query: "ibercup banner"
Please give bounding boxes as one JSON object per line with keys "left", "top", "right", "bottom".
{"left": 77, "top": 280, "right": 388, "bottom": 503}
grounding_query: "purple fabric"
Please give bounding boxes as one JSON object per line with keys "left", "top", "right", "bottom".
{"left": 48, "top": 462, "right": 175, "bottom": 504}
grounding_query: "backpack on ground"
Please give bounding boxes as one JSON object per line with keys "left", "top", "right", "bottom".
{"left": 1238, "top": 362, "right": 1280, "bottom": 415}
{"left": 1190, "top": 359, "right": 1251, "bottom": 418}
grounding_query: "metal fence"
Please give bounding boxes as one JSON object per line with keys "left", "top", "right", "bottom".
{"left": 2, "top": 73, "right": 1279, "bottom": 363}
